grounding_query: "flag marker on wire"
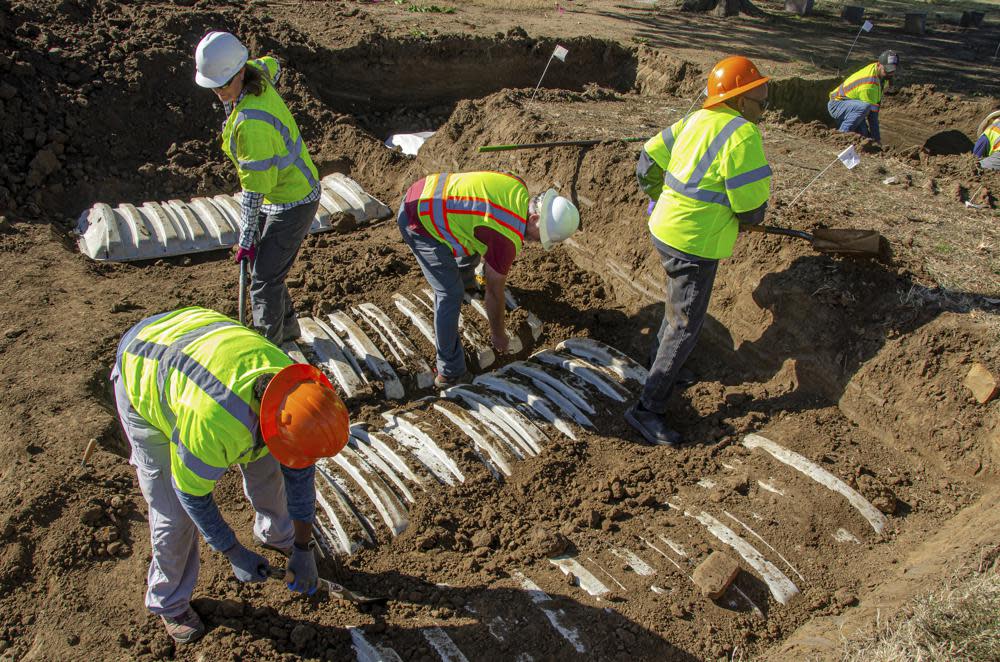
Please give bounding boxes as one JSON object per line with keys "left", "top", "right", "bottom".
{"left": 843, "top": 20, "right": 874, "bottom": 67}
{"left": 787, "top": 145, "right": 860, "bottom": 207}
{"left": 526, "top": 45, "right": 569, "bottom": 112}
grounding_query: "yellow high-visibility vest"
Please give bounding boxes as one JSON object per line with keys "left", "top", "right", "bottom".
{"left": 221, "top": 57, "right": 319, "bottom": 204}
{"left": 118, "top": 307, "right": 291, "bottom": 496}
{"left": 830, "top": 63, "right": 885, "bottom": 112}
{"left": 416, "top": 171, "right": 528, "bottom": 258}
{"left": 646, "top": 106, "right": 771, "bottom": 259}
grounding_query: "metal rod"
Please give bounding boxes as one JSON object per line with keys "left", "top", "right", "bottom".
{"left": 843, "top": 25, "right": 864, "bottom": 67}
{"left": 479, "top": 137, "right": 645, "bottom": 152}
{"left": 525, "top": 54, "right": 556, "bottom": 113}
{"left": 786, "top": 156, "right": 839, "bottom": 208}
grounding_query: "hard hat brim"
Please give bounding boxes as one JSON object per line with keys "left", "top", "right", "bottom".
{"left": 195, "top": 69, "right": 231, "bottom": 89}
{"left": 703, "top": 76, "right": 770, "bottom": 109}
{"left": 259, "top": 363, "right": 335, "bottom": 467}
{"left": 537, "top": 189, "right": 558, "bottom": 251}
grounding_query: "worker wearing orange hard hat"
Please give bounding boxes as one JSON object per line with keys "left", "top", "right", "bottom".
{"left": 110, "top": 307, "right": 349, "bottom": 644}
{"left": 632, "top": 56, "right": 771, "bottom": 447}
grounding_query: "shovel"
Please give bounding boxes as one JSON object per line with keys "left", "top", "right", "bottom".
{"left": 267, "top": 566, "right": 388, "bottom": 605}
{"left": 237, "top": 260, "right": 248, "bottom": 326}
{"left": 742, "top": 224, "right": 885, "bottom": 259}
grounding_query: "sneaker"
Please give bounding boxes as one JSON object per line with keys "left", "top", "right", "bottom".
{"left": 434, "top": 371, "right": 471, "bottom": 389}
{"left": 257, "top": 540, "right": 293, "bottom": 558}
{"left": 161, "top": 607, "right": 205, "bottom": 644}
{"left": 624, "top": 403, "right": 684, "bottom": 447}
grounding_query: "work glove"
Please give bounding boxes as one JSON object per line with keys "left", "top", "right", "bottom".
{"left": 286, "top": 542, "right": 319, "bottom": 595}
{"left": 224, "top": 542, "right": 270, "bottom": 583}
{"left": 234, "top": 245, "right": 256, "bottom": 264}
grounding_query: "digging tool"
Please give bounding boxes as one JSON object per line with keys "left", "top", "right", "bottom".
{"left": 741, "top": 224, "right": 884, "bottom": 258}
{"left": 267, "top": 566, "right": 388, "bottom": 605}
{"left": 238, "top": 260, "right": 248, "bottom": 326}
{"left": 479, "top": 137, "right": 645, "bottom": 152}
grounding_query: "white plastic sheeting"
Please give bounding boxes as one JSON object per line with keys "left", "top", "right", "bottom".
{"left": 76, "top": 173, "right": 391, "bottom": 261}
{"left": 384, "top": 131, "right": 435, "bottom": 156}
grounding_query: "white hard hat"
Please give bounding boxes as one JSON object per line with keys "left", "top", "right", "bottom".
{"left": 195, "top": 31, "right": 248, "bottom": 88}
{"left": 537, "top": 189, "right": 580, "bottom": 250}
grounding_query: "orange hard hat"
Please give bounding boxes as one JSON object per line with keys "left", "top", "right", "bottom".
{"left": 259, "top": 363, "right": 350, "bottom": 469}
{"left": 703, "top": 56, "right": 769, "bottom": 109}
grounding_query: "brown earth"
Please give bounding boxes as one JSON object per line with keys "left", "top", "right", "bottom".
{"left": 1, "top": 1, "right": 1000, "bottom": 661}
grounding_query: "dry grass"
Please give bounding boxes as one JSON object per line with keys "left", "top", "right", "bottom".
{"left": 840, "top": 563, "right": 1000, "bottom": 662}
{"left": 459, "top": 0, "right": 558, "bottom": 8}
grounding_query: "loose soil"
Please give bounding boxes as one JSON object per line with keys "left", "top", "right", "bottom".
{"left": 1, "top": 1, "right": 999, "bottom": 661}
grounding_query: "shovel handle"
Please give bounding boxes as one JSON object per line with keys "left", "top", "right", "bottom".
{"left": 741, "top": 224, "right": 814, "bottom": 242}
{"left": 237, "top": 261, "right": 248, "bottom": 326}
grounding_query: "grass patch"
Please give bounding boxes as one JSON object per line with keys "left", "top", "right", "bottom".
{"left": 841, "top": 563, "right": 1000, "bottom": 662}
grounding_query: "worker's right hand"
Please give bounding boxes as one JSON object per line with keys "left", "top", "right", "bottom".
{"left": 224, "top": 543, "right": 270, "bottom": 583}
{"left": 491, "top": 330, "right": 510, "bottom": 354}
{"left": 234, "top": 245, "right": 256, "bottom": 264}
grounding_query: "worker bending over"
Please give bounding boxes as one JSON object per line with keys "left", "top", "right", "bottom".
{"left": 195, "top": 32, "right": 320, "bottom": 343}
{"left": 633, "top": 56, "right": 772, "bottom": 446}
{"left": 828, "top": 50, "right": 899, "bottom": 144}
{"left": 973, "top": 114, "right": 1000, "bottom": 170}
{"left": 397, "top": 171, "right": 580, "bottom": 388}
{"left": 111, "top": 307, "right": 349, "bottom": 644}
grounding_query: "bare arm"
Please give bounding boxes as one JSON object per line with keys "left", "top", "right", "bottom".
{"left": 483, "top": 262, "right": 509, "bottom": 353}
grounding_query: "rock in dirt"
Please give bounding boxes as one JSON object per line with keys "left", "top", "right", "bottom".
{"left": 964, "top": 363, "right": 998, "bottom": 404}
{"left": 692, "top": 551, "right": 740, "bottom": 599}
{"left": 471, "top": 530, "right": 496, "bottom": 549}
{"left": 26, "top": 149, "right": 61, "bottom": 187}
{"left": 528, "top": 526, "right": 569, "bottom": 557}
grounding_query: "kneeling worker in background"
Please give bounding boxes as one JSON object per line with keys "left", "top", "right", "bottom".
{"left": 827, "top": 50, "right": 899, "bottom": 144}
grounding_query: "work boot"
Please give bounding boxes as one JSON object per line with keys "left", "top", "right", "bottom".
{"left": 434, "top": 371, "right": 471, "bottom": 389}
{"left": 160, "top": 607, "right": 205, "bottom": 645}
{"left": 625, "top": 403, "right": 684, "bottom": 447}
{"left": 258, "top": 539, "right": 293, "bottom": 558}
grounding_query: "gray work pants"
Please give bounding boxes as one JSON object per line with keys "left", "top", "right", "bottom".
{"left": 396, "top": 202, "right": 479, "bottom": 378}
{"left": 110, "top": 367, "right": 294, "bottom": 617}
{"left": 251, "top": 200, "right": 318, "bottom": 344}
{"left": 640, "top": 238, "right": 719, "bottom": 414}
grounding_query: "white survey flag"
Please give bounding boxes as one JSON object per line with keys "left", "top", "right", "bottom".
{"left": 861, "top": 20, "right": 873, "bottom": 32}
{"left": 838, "top": 145, "right": 861, "bottom": 169}
{"left": 553, "top": 45, "right": 569, "bottom": 62}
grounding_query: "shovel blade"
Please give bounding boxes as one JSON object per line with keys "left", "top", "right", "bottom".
{"left": 811, "top": 229, "right": 885, "bottom": 258}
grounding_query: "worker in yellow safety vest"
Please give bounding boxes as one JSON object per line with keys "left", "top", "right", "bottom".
{"left": 631, "top": 56, "right": 772, "bottom": 447}
{"left": 828, "top": 50, "right": 899, "bottom": 144}
{"left": 111, "top": 307, "right": 349, "bottom": 644}
{"left": 397, "top": 171, "right": 580, "bottom": 387}
{"left": 195, "top": 32, "right": 321, "bottom": 344}
{"left": 973, "top": 113, "right": 1000, "bottom": 170}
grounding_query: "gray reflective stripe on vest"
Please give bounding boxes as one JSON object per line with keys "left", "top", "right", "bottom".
{"left": 230, "top": 108, "right": 317, "bottom": 189}
{"left": 172, "top": 429, "right": 227, "bottom": 482}
{"left": 725, "top": 163, "right": 772, "bottom": 190}
{"left": 115, "top": 311, "right": 173, "bottom": 370}
{"left": 663, "top": 115, "right": 749, "bottom": 208}
{"left": 125, "top": 320, "right": 256, "bottom": 434}
{"left": 661, "top": 127, "right": 675, "bottom": 152}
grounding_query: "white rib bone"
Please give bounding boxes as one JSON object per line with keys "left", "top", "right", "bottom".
{"left": 557, "top": 338, "right": 648, "bottom": 384}
{"left": 743, "top": 434, "right": 888, "bottom": 536}
{"left": 687, "top": 509, "right": 799, "bottom": 606}
{"left": 513, "top": 572, "right": 587, "bottom": 654}
{"left": 381, "top": 412, "right": 464, "bottom": 485}
{"left": 327, "top": 311, "right": 405, "bottom": 400}
{"left": 444, "top": 386, "right": 546, "bottom": 455}
{"left": 530, "top": 350, "right": 630, "bottom": 402}
{"left": 351, "top": 426, "right": 425, "bottom": 490}
{"left": 392, "top": 293, "right": 437, "bottom": 346}
{"left": 433, "top": 402, "right": 514, "bottom": 478}
{"left": 355, "top": 303, "right": 434, "bottom": 389}
{"left": 549, "top": 556, "right": 610, "bottom": 597}
{"left": 297, "top": 317, "right": 365, "bottom": 398}
{"left": 503, "top": 361, "right": 595, "bottom": 415}
{"left": 472, "top": 374, "right": 579, "bottom": 438}
{"left": 463, "top": 294, "right": 524, "bottom": 353}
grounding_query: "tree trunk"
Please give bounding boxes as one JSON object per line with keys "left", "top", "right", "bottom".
{"left": 681, "top": 0, "right": 768, "bottom": 17}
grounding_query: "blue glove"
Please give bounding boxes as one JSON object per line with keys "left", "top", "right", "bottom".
{"left": 224, "top": 543, "right": 269, "bottom": 583}
{"left": 287, "top": 542, "right": 318, "bottom": 595}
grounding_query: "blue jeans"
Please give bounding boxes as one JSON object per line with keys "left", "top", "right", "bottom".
{"left": 640, "top": 237, "right": 718, "bottom": 414}
{"left": 828, "top": 99, "right": 874, "bottom": 138}
{"left": 397, "top": 203, "right": 478, "bottom": 378}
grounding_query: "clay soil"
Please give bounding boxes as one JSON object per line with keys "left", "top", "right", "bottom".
{"left": 1, "top": 1, "right": 999, "bottom": 661}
